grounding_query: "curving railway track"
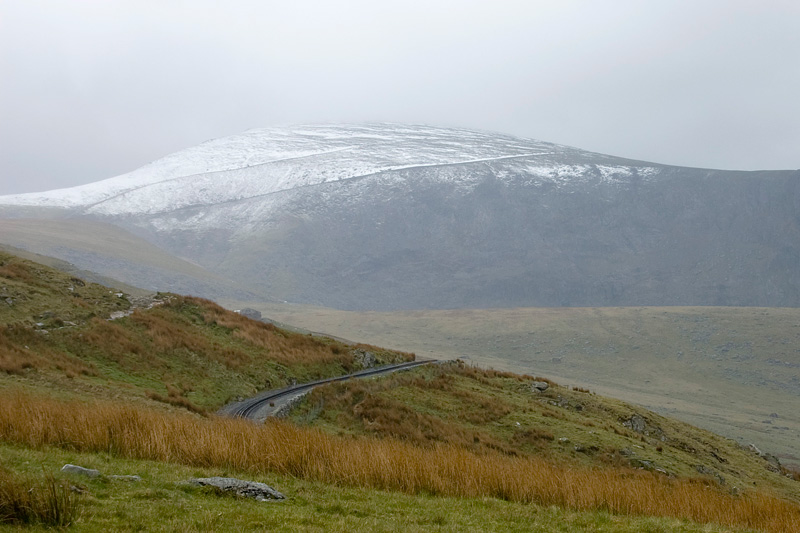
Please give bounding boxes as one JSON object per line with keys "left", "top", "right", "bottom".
{"left": 219, "top": 359, "right": 435, "bottom": 421}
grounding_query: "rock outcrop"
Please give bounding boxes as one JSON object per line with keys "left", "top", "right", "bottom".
{"left": 186, "top": 477, "right": 285, "bottom": 501}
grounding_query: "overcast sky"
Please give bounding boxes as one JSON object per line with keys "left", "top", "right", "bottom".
{"left": 1, "top": 0, "right": 798, "bottom": 195}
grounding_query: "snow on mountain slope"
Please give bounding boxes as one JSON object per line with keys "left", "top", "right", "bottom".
{"left": 0, "top": 124, "right": 660, "bottom": 216}
{"left": 1, "top": 122, "right": 798, "bottom": 313}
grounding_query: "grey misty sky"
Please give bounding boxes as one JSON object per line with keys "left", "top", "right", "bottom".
{"left": 1, "top": 0, "right": 798, "bottom": 195}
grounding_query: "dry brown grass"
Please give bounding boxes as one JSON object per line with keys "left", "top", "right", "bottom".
{"left": 0, "top": 325, "right": 94, "bottom": 377}
{"left": 307, "top": 372, "right": 519, "bottom": 455}
{"left": 129, "top": 306, "right": 253, "bottom": 369}
{"left": 322, "top": 381, "right": 516, "bottom": 455}
{"left": 0, "top": 467, "right": 80, "bottom": 526}
{"left": 1, "top": 391, "right": 799, "bottom": 532}
{"left": 145, "top": 390, "right": 206, "bottom": 416}
{"left": 448, "top": 362, "right": 529, "bottom": 385}
{"left": 0, "top": 261, "right": 36, "bottom": 284}
{"left": 181, "top": 296, "right": 365, "bottom": 369}
{"left": 53, "top": 296, "right": 373, "bottom": 377}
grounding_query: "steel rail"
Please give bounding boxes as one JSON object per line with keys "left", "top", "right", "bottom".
{"left": 221, "top": 359, "right": 435, "bottom": 420}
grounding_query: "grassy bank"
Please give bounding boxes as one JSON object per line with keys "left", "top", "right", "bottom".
{"left": 1, "top": 443, "right": 753, "bottom": 533}
{"left": 1, "top": 390, "right": 799, "bottom": 532}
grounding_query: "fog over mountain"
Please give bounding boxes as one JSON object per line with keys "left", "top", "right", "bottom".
{"left": 1, "top": 124, "right": 798, "bottom": 310}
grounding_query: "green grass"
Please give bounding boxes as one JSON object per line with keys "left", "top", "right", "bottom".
{"left": 0, "top": 443, "right": 754, "bottom": 533}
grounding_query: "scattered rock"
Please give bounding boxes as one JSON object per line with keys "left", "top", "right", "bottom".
{"left": 61, "top": 464, "right": 101, "bottom": 478}
{"left": 763, "top": 453, "right": 782, "bottom": 472}
{"left": 621, "top": 413, "right": 667, "bottom": 441}
{"left": 186, "top": 477, "right": 285, "bottom": 501}
{"left": 695, "top": 465, "right": 726, "bottom": 485}
{"left": 61, "top": 464, "right": 141, "bottom": 481}
{"left": 745, "top": 443, "right": 782, "bottom": 472}
{"left": 108, "top": 475, "right": 142, "bottom": 482}
{"left": 274, "top": 390, "right": 311, "bottom": 418}
{"left": 530, "top": 381, "right": 549, "bottom": 393}
{"left": 709, "top": 449, "right": 728, "bottom": 464}
{"left": 555, "top": 395, "right": 570, "bottom": 408}
{"left": 238, "top": 308, "right": 262, "bottom": 321}
{"left": 746, "top": 443, "right": 763, "bottom": 455}
{"left": 622, "top": 414, "right": 647, "bottom": 433}
{"left": 353, "top": 349, "right": 377, "bottom": 369}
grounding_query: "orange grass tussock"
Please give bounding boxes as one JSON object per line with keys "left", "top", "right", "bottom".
{"left": 0, "top": 468, "right": 79, "bottom": 527}
{"left": 1, "top": 391, "right": 799, "bottom": 532}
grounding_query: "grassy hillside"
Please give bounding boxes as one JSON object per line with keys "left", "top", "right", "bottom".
{"left": 0, "top": 250, "right": 410, "bottom": 411}
{"left": 2, "top": 250, "right": 800, "bottom": 532}
{"left": 0, "top": 217, "right": 263, "bottom": 300}
{"left": 1, "top": 442, "right": 759, "bottom": 533}
{"left": 2, "top": 378, "right": 799, "bottom": 532}
{"left": 290, "top": 362, "right": 800, "bottom": 499}
{"left": 0, "top": 243, "right": 152, "bottom": 297}
{"left": 248, "top": 302, "right": 800, "bottom": 467}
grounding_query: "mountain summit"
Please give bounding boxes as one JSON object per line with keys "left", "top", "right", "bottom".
{"left": 1, "top": 124, "right": 654, "bottom": 216}
{"left": 1, "top": 123, "right": 798, "bottom": 310}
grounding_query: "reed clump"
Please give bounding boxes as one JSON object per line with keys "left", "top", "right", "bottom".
{"left": 1, "top": 391, "right": 799, "bottom": 532}
{"left": 0, "top": 468, "right": 80, "bottom": 527}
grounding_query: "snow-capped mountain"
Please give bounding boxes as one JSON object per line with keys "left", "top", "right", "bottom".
{"left": 1, "top": 123, "right": 798, "bottom": 310}
{"left": 1, "top": 124, "right": 658, "bottom": 219}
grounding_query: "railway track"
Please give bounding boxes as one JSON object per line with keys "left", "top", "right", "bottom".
{"left": 219, "top": 359, "right": 435, "bottom": 420}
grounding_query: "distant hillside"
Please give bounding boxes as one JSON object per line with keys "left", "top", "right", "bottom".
{"left": 0, "top": 218, "right": 264, "bottom": 301}
{"left": 1, "top": 123, "right": 798, "bottom": 310}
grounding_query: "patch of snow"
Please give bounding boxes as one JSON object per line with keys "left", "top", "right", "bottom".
{"left": 0, "top": 123, "right": 661, "bottom": 219}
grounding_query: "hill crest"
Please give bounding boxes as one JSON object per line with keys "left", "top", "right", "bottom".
{"left": 0, "top": 123, "right": 660, "bottom": 216}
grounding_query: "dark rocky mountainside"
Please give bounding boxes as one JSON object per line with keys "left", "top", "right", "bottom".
{"left": 1, "top": 124, "right": 798, "bottom": 310}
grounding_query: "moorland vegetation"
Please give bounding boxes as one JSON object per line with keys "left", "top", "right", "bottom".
{"left": 1, "top": 250, "right": 799, "bottom": 532}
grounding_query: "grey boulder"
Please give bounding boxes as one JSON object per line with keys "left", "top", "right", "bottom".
{"left": 187, "top": 477, "right": 285, "bottom": 501}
